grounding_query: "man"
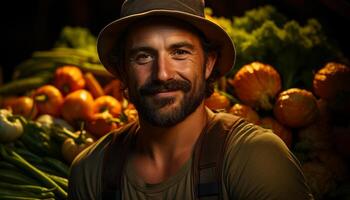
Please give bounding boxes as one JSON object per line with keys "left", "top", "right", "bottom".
{"left": 68, "top": 0, "right": 314, "bottom": 199}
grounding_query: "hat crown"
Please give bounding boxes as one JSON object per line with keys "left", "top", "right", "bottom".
{"left": 121, "top": 0, "right": 205, "bottom": 17}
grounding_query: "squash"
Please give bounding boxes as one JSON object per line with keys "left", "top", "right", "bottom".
{"left": 229, "top": 62, "right": 281, "bottom": 110}
{"left": 228, "top": 103, "right": 259, "bottom": 124}
{"left": 313, "top": 62, "right": 350, "bottom": 100}
{"left": 302, "top": 161, "right": 336, "bottom": 199}
{"left": 333, "top": 126, "right": 350, "bottom": 158}
{"left": 297, "top": 121, "right": 333, "bottom": 150}
{"left": 274, "top": 88, "right": 318, "bottom": 128}
{"left": 259, "top": 117, "right": 292, "bottom": 148}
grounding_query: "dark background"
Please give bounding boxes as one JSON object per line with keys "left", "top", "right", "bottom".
{"left": 1, "top": 0, "right": 349, "bottom": 83}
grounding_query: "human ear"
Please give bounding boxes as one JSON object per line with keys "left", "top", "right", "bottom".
{"left": 205, "top": 52, "right": 217, "bottom": 79}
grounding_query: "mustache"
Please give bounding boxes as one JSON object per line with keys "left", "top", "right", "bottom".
{"left": 139, "top": 79, "right": 191, "bottom": 95}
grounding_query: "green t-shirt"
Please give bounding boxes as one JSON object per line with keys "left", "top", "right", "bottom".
{"left": 68, "top": 112, "right": 314, "bottom": 200}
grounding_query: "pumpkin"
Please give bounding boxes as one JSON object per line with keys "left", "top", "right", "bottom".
{"left": 229, "top": 62, "right": 281, "bottom": 110}
{"left": 313, "top": 62, "right": 350, "bottom": 100}
{"left": 228, "top": 103, "right": 259, "bottom": 124}
{"left": 259, "top": 117, "right": 292, "bottom": 148}
{"left": 316, "top": 99, "right": 332, "bottom": 125}
{"left": 274, "top": 88, "right": 319, "bottom": 128}
{"left": 333, "top": 126, "right": 350, "bottom": 158}
{"left": 297, "top": 121, "right": 333, "bottom": 150}
{"left": 204, "top": 91, "right": 230, "bottom": 111}
{"left": 302, "top": 161, "right": 336, "bottom": 199}
{"left": 313, "top": 150, "right": 348, "bottom": 182}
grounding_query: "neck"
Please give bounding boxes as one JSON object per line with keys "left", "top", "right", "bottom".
{"left": 136, "top": 103, "right": 209, "bottom": 162}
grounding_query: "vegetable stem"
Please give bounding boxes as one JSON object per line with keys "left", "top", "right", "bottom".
{"left": 0, "top": 145, "right": 67, "bottom": 199}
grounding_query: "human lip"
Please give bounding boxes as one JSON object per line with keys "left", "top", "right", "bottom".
{"left": 152, "top": 90, "right": 179, "bottom": 98}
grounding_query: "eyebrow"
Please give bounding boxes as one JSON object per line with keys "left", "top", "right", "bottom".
{"left": 127, "top": 47, "right": 156, "bottom": 57}
{"left": 169, "top": 41, "right": 195, "bottom": 50}
{"left": 127, "top": 41, "right": 195, "bottom": 56}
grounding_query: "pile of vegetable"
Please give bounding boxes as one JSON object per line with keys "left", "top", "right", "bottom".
{"left": 0, "top": 5, "right": 349, "bottom": 200}
{"left": 204, "top": 6, "right": 350, "bottom": 199}
{"left": 0, "top": 27, "right": 136, "bottom": 200}
{"left": 205, "top": 5, "right": 348, "bottom": 90}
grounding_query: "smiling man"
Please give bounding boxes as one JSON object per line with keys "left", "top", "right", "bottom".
{"left": 68, "top": 0, "right": 314, "bottom": 199}
{"left": 125, "top": 18, "right": 215, "bottom": 128}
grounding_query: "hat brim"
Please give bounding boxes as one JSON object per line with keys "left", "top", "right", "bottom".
{"left": 97, "top": 9, "right": 236, "bottom": 78}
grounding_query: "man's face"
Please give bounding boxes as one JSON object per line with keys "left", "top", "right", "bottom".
{"left": 124, "top": 19, "right": 215, "bottom": 127}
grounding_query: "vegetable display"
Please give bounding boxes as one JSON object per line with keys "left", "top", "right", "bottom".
{"left": 0, "top": 27, "right": 137, "bottom": 200}
{"left": 0, "top": 5, "right": 349, "bottom": 200}
{"left": 205, "top": 5, "right": 348, "bottom": 90}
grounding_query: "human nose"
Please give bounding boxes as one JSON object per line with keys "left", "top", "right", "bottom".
{"left": 153, "top": 53, "right": 175, "bottom": 81}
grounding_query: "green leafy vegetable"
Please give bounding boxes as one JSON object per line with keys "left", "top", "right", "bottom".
{"left": 205, "top": 5, "right": 348, "bottom": 89}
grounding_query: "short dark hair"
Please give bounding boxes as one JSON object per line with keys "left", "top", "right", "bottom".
{"left": 108, "top": 18, "right": 219, "bottom": 97}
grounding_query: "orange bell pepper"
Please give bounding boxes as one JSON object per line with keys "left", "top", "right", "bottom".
{"left": 93, "top": 95, "right": 122, "bottom": 118}
{"left": 32, "top": 85, "right": 64, "bottom": 117}
{"left": 61, "top": 89, "right": 94, "bottom": 125}
{"left": 86, "top": 112, "right": 119, "bottom": 138}
{"left": 103, "top": 79, "right": 124, "bottom": 101}
{"left": 54, "top": 65, "right": 85, "bottom": 95}
{"left": 9, "top": 96, "right": 38, "bottom": 119}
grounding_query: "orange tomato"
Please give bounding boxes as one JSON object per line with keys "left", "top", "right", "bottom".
{"left": 32, "top": 85, "right": 64, "bottom": 117}
{"left": 228, "top": 103, "right": 260, "bottom": 124}
{"left": 204, "top": 91, "right": 230, "bottom": 111}
{"left": 10, "top": 96, "right": 38, "bottom": 119}
{"left": 54, "top": 65, "right": 85, "bottom": 95}
{"left": 86, "top": 112, "right": 118, "bottom": 138}
{"left": 61, "top": 89, "right": 94, "bottom": 125}
{"left": 259, "top": 117, "right": 293, "bottom": 148}
{"left": 93, "top": 96, "right": 122, "bottom": 117}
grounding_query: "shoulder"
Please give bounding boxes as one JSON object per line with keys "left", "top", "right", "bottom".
{"left": 68, "top": 121, "right": 138, "bottom": 200}
{"left": 222, "top": 122, "right": 313, "bottom": 199}
{"left": 70, "top": 120, "right": 139, "bottom": 171}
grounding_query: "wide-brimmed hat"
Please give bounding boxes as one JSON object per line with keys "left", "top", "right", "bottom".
{"left": 97, "top": 0, "right": 235, "bottom": 78}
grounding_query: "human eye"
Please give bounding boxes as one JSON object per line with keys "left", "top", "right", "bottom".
{"left": 171, "top": 49, "right": 190, "bottom": 60}
{"left": 130, "top": 52, "right": 154, "bottom": 65}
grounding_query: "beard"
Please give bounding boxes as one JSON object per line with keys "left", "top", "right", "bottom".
{"left": 128, "top": 74, "right": 207, "bottom": 127}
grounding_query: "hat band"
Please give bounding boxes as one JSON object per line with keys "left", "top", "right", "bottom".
{"left": 121, "top": 0, "right": 204, "bottom": 17}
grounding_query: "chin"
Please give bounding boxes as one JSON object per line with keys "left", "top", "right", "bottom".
{"left": 142, "top": 97, "right": 201, "bottom": 127}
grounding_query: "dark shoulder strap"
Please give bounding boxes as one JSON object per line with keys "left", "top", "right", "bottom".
{"left": 101, "top": 122, "right": 138, "bottom": 200}
{"left": 192, "top": 112, "right": 244, "bottom": 200}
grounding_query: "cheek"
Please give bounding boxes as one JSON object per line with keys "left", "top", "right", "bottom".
{"left": 128, "top": 66, "right": 152, "bottom": 87}
{"left": 178, "top": 61, "right": 205, "bottom": 82}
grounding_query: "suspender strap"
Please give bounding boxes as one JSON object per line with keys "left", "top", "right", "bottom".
{"left": 101, "top": 111, "right": 244, "bottom": 200}
{"left": 192, "top": 112, "right": 242, "bottom": 200}
{"left": 101, "top": 122, "right": 138, "bottom": 200}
